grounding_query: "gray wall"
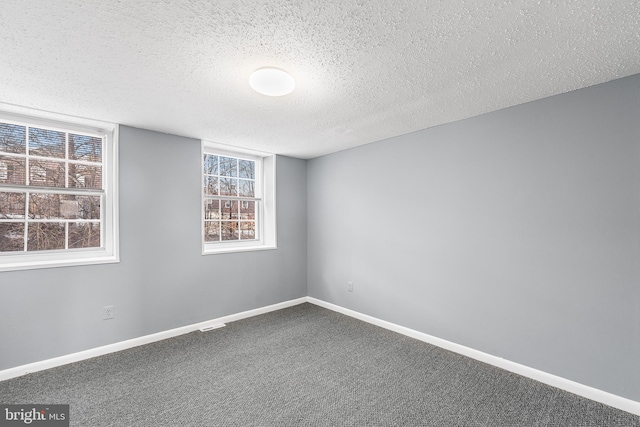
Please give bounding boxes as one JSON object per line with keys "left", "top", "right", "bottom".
{"left": 0, "top": 126, "right": 308, "bottom": 370}
{"left": 308, "top": 74, "right": 640, "bottom": 401}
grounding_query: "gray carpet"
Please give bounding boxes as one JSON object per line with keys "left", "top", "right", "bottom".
{"left": 1, "top": 303, "right": 638, "bottom": 426}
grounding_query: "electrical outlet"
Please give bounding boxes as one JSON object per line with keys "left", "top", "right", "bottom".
{"left": 103, "top": 305, "right": 115, "bottom": 320}
{"left": 347, "top": 281, "right": 353, "bottom": 292}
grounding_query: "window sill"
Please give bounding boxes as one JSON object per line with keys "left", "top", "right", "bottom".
{"left": 0, "top": 253, "right": 119, "bottom": 272}
{"left": 202, "top": 243, "right": 277, "bottom": 255}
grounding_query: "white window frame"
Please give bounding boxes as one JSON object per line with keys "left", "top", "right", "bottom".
{"left": 0, "top": 105, "right": 119, "bottom": 271}
{"left": 202, "top": 141, "right": 276, "bottom": 255}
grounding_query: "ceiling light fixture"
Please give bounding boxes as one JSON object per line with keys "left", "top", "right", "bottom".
{"left": 249, "top": 67, "right": 295, "bottom": 97}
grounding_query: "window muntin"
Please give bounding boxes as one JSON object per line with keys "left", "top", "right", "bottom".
{"left": 0, "top": 110, "right": 118, "bottom": 270}
{"left": 202, "top": 142, "right": 276, "bottom": 254}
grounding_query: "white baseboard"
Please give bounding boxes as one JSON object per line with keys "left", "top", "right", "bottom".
{"left": 0, "top": 297, "right": 307, "bottom": 382}
{"left": 307, "top": 297, "right": 640, "bottom": 417}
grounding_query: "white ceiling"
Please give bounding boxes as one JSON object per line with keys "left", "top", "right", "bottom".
{"left": 1, "top": 1, "right": 639, "bottom": 159}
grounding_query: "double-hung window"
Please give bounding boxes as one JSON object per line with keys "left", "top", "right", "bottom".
{"left": 0, "top": 109, "right": 118, "bottom": 271}
{"left": 202, "top": 142, "right": 276, "bottom": 254}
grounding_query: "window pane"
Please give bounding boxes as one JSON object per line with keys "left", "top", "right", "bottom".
{"left": 204, "top": 176, "right": 218, "bottom": 195}
{"left": 203, "top": 154, "right": 218, "bottom": 175}
{"left": 238, "top": 179, "right": 254, "bottom": 198}
{"left": 29, "top": 127, "right": 65, "bottom": 158}
{"left": 63, "top": 195, "right": 100, "bottom": 219}
{"left": 0, "top": 192, "right": 25, "bottom": 219}
{"left": 204, "top": 199, "right": 220, "bottom": 219}
{"left": 219, "top": 177, "right": 237, "bottom": 196}
{"left": 29, "top": 193, "right": 62, "bottom": 219}
{"left": 0, "top": 223, "right": 25, "bottom": 252}
{"left": 204, "top": 221, "right": 220, "bottom": 242}
{"left": 240, "top": 200, "right": 255, "bottom": 220}
{"left": 59, "top": 197, "right": 77, "bottom": 219}
{"left": 79, "top": 196, "right": 101, "bottom": 219}
{"left": 219, "top": 156, "right": 237, "bottom": 177}
{"left": 0, "top": 123, "right": 26, "bottom": 154}
{"left": 69, "top": 222, "right": 100, "bottom": 248}
{"left": 240, "top": 221, "right": 256, "bottom": 240}
{"left": 239, "top": 159, "right": 255, "bottom": 179}
{"left": 221, "top": 221, "right": 238, "bottom": 241}
{"left": 0, "top": 155, "right": 26, "bottom": 185}
{"left": 27, "top": 222, "right": 65, "bottom": 251}
{"left": 221, "top": 200, "right": 238, "bottom": 220}
{"left": 29, "top": 160, "right": 65, "bottom": 187}
{"left": 69, "top": 134, "right": 102, "bottom": 162}
{"left": 69, "top": 163, "right": 102, "bottom": 189}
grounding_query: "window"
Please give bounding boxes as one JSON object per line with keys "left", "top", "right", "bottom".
{"left": 202, "top": 142, "right": 276, "bottom": 254}
{"left": 0, "top": 109, "right": 118, "bottom": 271}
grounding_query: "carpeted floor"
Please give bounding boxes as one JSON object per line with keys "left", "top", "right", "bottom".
{"left": 0, "top": 303, "right": 638, "bottom": 426}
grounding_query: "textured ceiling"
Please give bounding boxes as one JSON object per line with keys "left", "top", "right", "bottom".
{"left": 0, "top": 1, "right": 639, "bottom": 159}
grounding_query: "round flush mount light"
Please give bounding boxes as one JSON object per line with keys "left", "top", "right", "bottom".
{"left": 249, "top": 67, "right": 295, "bottom": 96}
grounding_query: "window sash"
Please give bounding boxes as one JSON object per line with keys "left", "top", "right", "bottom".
{"left": 202, "top": 151, "right": 261, "bottom": 244}
{"left": 0, "top": 124, "right": 104, "bottom": 190}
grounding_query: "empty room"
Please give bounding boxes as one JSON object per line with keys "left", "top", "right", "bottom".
{"left": 1, "top": 1, "right": 639, "bottom": 426}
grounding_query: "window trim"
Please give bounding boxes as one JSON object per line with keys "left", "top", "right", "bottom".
{"left": 201, "top": 141, "right": 276, "bottom": 255}
{"left": 0, "top": 106, "right": 119, "bottom": 271}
